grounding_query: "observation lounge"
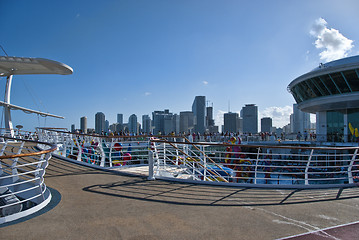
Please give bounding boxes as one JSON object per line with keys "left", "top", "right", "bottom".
{"left": 288, "top": 55, "right": 359, "bottom": 143}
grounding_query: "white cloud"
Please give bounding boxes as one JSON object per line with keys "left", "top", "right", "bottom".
{"left": 310, "top": 18, "right": 354, "bottom": 62}
{"left": 202, "top": 81, "right": 208, "bottom": 85}
{"left": 259, "top": 106, "right": 292, "bottom": 128}
{"left": 144, "top": 92, "right": 151, "bottom": 96}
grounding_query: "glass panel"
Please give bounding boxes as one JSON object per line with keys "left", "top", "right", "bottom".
{"left": 326, "top": 110, "right": 344, "bottom": 142}
{"left": 321, "top": 75, "right": 340, "bottom": 94}
{"left": 306, "top": 79, "right": 322, "bottom": 97}
{"left": 298, "top": 82, "right": 312, "bottom": 101}
{"left": 330, "top": 72, "right": 350, "bottom": 93}
{"left": 312, "top": 77, "right": 330, "bottom": 95}
{"left": 343, "top": 69, "right": 359, "bottom": 92}
{"left": 347, "top": 108, "right": 359, "bottom": 142}
{"left": 291, "top": 85, "right": 304, "bottom": 103}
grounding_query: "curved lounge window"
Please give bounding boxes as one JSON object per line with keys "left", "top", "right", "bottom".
{"left": 343, "top": 70, "right": 359, "bottom": 92}
{"left": 330, "top": 72, "right": 351, "bottom": 93}
{"left": 290, "top": 68, "right": 359, "bottom": 104}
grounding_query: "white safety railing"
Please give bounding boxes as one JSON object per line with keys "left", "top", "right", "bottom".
{"left": 37, "top": 128, "right": 182, "bottom": 169}
{"left": 149, "top": 139, "right": 359, "bottom": 188}
{"left": 38, "top": 128, "right": 359, "bottom": 189}
{"left": 0, "top": 136, "right": 56, "bottom": 224}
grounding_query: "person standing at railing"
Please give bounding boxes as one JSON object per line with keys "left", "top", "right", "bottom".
{"left": 296, "top": 132, "right": 302, "bottom": 141}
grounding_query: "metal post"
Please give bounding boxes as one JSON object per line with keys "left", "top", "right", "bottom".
{"left": 4, "top": 75, "right": 14, "bottom": 137}
{"left": 0, "top": 140, "right": 8, "bottom": 175}
{"left": 12, "top": 141, "right": 25, "bottom": 182}
{"left": 305, "top": 149, "right": 314, "bottom": 185}
{"left": 254, "top": 147, "right": 260, "bottom": 184}
{"left": 348, "top": 149, "right": 358, "bottom": 184}
{"left": 148, "top": 150, "right": 155, "bottom": 180}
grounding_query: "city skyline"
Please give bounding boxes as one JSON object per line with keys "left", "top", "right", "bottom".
{"left": 77, "top": 98, "right": 307, "bottom": 135}
{"left": 1, "top": 1, "right": 359, "bottom": 131}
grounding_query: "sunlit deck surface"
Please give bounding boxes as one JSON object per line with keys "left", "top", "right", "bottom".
{"left": 2, "top": 156, "right": 359, "bottom": 239}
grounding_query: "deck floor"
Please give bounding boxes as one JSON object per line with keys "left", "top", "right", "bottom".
{"left": 2, "top": 156, "right": 359, "bottom": 239}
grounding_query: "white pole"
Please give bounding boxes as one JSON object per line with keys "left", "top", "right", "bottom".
{"left": 4, "top": 75, "right": 14, "bottom": 137}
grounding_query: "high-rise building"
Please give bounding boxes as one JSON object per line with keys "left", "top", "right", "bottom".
{"left": 80, "top": 116, "right": 87, "bottom": 133}
{"left": 142, "top": 115, "right": 151, "bottom": 134}
{"left": 224, "top": 112, "right": 240, "bottom": 133}
{"left": 128, "top": 114, "right": 138, "bottom": 134}
{"left": 173, "top": 114, "right": 180, "bottom": 134}
{"left": 71, "top": 124, "right": 75, "bottom": 132}
{"left": 291, "top": 104, "right": 310, "bottom": 134}
{"left": 105, "top": 120, "right": 109, "bottom": 133}
{"left": 180, "top": 111, "right": 194, "bottom": 134}
{"left": 242, "top": 104, "right": 258, "bottom": 134}
{"left": 192, "top": 96, "right": 206, "bottom": 133}
{"left": 152, "top": 109, "right": 173, "bottom": 134}
{"left": 95, "top": 112, "right": 105, "bottom": 134}
{"left": 206, "top": 106, "right": 214, "bottom": 127}
{"left": 261, "top": 117, "right": 272, "bottom": 133}
{"left": 117, "top": 114, "right": 123, "bottom": 125}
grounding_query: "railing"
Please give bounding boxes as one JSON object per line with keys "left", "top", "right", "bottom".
{"left": 37, "top": 128, "right": 359, "bottom": 189}
{"left": 149, "top": 139, "right": 359, "bottom": 188}
{"left": 36, "top": 128, "right": 183, "bottom": 169}
{"left": 0, "top": 136, "right": 56, "bottom": 224}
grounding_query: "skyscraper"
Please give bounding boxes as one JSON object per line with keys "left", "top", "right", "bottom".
{"left": 192, "top": 96, "right": 206, "bottom": 133}
{"left": 95, "top": 112, "right": 105, "bottom": 134}
{"left": 128, "top": 114, "right": 138, "bottom": 134}
{"left": 242, "top": 104, "right": 258, "bottom": 134}
{"left": 142, "top": 115, "right": 151, "bottom": 134}
{"left": 180, "top": 111, "right": 194, "bottom": 134}
{"left": 152, "top": 109, "right": 173, "bottom": 134}
{"left": 224, "top": 112, "right": 240, "bottom": 133}
{"left": 261, "top": 117, "right": 272, "bottom": 133}
{"left": 117, "top": 114, "right": 123, "bottom": 125}
{"left": 80, "top": 116, "right": 87, "bottom": 133}
{"left": 291, "top": 104, "right": 310, "bottom": 134}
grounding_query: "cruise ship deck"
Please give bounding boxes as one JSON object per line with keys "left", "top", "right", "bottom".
{"left": 2, "top": 155, "right": 359, "bottom": 240}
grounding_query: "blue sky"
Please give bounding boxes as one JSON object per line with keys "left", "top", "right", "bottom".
{"left": 1, "top": 0, "right": 359, "bottom": 131}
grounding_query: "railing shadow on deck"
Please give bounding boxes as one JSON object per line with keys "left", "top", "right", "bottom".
{"left": 82, "top": 178, "right": 359, "bottom": 207}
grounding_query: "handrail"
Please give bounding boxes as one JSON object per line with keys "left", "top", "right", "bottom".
{"left": 37, "top": 128, "right": 359, "bottom": 188}
{"left": 150, "top": 139, "right": 359, "bottom": 151}
{"left": 0, "top": 136, "right": 56, "bottom": 159}
{"left": 0, "top": 135, "right": 55, "bottom": 224}
{"left": 36, "top": 127, "right": 184, "bottom": 140}
{"left": 164, "top": 140, "right": 229, "bottom": 182}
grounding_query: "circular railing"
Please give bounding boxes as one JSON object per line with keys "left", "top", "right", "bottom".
{"left": 0, "top": 136, "right": 56, "bottom": 224}
{"left": 37, "top": 128, "right": 359, "bottom": 189}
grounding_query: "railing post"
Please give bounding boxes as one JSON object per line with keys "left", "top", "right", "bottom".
{"left": 74, "top": 136, "right": 82, "bottom": 162}
{"left": 305, "top": 149, "right": 314, "bottom": 185}
{"left": 254, "top": 147, "right": 260, "bottom": 184}
{"left": 148, "top": 150, "right": 155, "bottom": 180}
{"left": 0, "top": 140, "right": 8, "bottom": 175}
{"left": 12, "top": 141, "right": 25, "bottom": 183}
{"left": 348, "top": 149, "right": 358, "bottom": 184}
{"left": 99, "top": 139, "right": 105, "bottom": 167}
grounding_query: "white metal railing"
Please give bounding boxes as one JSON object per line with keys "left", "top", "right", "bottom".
{"left": 0, "top": 136, "right": 56, "bottom": 224}
{"left": 37, "top": 128, "right": 182, "bottom": 169}
{"left": 37, "top": 128, "right": 359, "bottom": 189}
{"left": 149, "top": 139, "right": 359, "bottom": 188}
